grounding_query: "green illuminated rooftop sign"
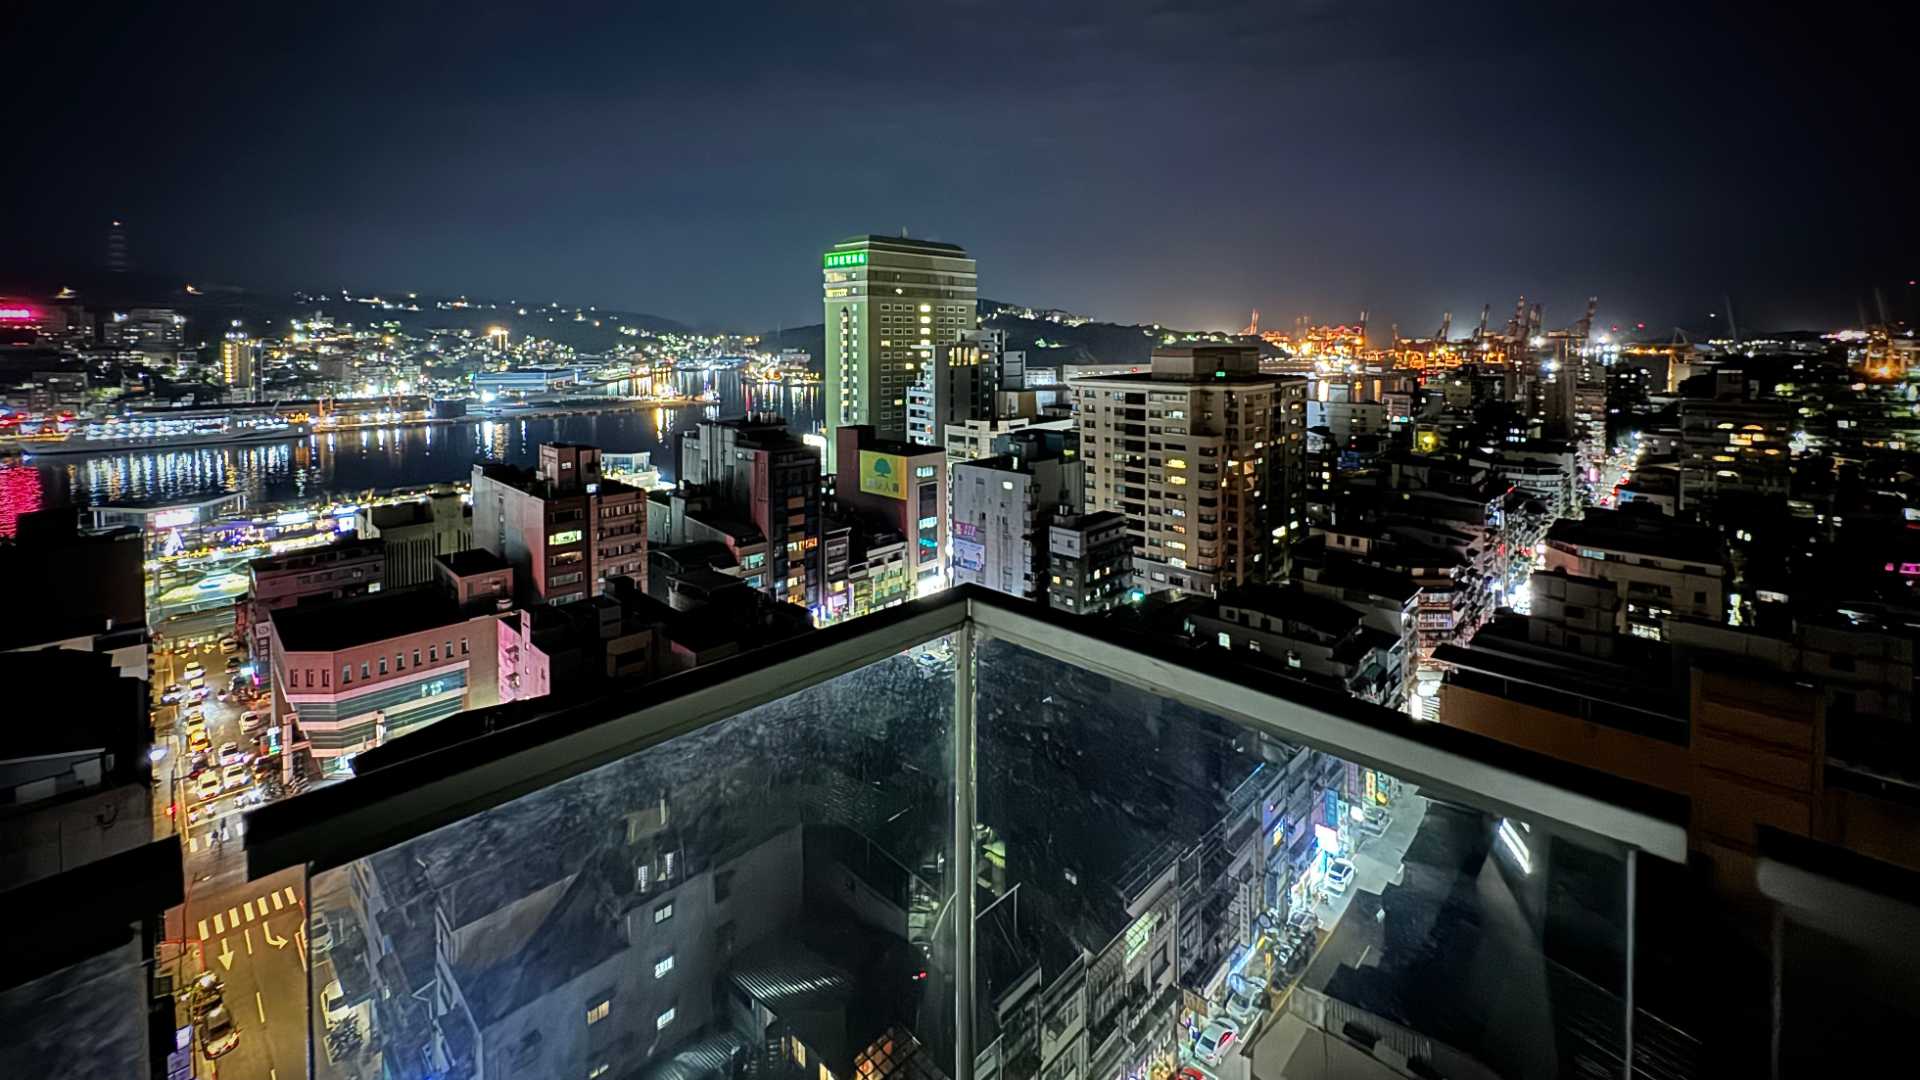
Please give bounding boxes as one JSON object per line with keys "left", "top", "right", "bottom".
{"left": 823, "top": 250, "right": 868, "bottom": 269}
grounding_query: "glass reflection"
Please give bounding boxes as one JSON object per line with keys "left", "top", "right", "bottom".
{"left": 311, "top": 637, "right": 956, "bottom": 1080}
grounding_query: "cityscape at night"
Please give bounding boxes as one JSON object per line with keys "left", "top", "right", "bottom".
{"left": 2, "top": 4, "right": 1916, "bottom": 1080}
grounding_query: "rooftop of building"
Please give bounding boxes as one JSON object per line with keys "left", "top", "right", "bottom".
{"left": 1052, "top": 508, "right": 1127, "bottom": 531}
{"left": 829, "top": 234, "right": 969, "bottom": 255}
{"left": 270, "top": 586, "right": 468, "bottom": 652}
{"left": 249, "top": 537, "right": 384, "bottom": 574}
{"left": 472, "top": 461, "right": 643, "bottom": 501}
{"left": 435, "top": 549, "right": 512, "bottom": 577}
{"left": 1547, "top": 506, "right": 1725, "bottom": 566}
{"left": 1297, "top": 555, "right": 1421, "bottom": 605}
{"left": 364, "top": 493, "right": 465, "bottom": 530}
{"left": 1209, "top": 583, "right": 1370, "bottom": 641}
{"left": 1435, "top": 615, "right": 1685, "bottom": 739}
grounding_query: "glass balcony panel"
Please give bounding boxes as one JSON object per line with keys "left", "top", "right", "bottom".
{"left": 308, "top": 634, "right": 958, "bottom": 1080}
{"left": 973, "top": 632, "right": 1630, "bottom": 1080}
{"left": 0, "top": 935, "right": 153, "bottom": 1079}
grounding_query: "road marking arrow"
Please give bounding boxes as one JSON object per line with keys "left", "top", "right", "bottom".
{"left": 264, "top": 923, "right": 288, "bottom": 949}
{"left": 217, "top": 938, "right": 235, "bottom": 971}
{"left": 245, "top": 928, "right": 254, "bottom": 955}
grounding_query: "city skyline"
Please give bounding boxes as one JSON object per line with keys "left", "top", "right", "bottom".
{"left": 6, "top": 5, "right": 1920, "bottom": 1078}
{"left": 7, "top": 3, "right": 1915, "bottom": 334}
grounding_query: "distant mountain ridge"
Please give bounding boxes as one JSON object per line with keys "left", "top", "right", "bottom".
{"left": 761, "top": 298, "right": 1258, "bottom": 370}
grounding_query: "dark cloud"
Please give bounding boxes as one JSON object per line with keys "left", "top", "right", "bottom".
{"left": 4, "top": 1, "right": 1912, "bottom": 332}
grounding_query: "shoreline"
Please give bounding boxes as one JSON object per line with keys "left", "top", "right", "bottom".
{"left": 1, "top": 396, "right": 720, "bottom": 456}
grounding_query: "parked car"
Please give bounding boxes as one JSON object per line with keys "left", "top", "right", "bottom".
{"left": 321, "top": 979, "right": 351, "bottom": 1027}
{"left": 202, "top": 1004, "right": 240, "bottom": 1057}
{"left": 241, "top": 711, "right": 263, "bottom": 734}
{"left": 1356, "top": 808, "right": 1392, "bottom": 837}
{"left": 309, "top": 912, "right": 334, "bottom": 955}
{"left": 220, "top": 637, "right": 240, "bottom": 653}
{"left": 186, "top": 972, "right": 225, "bottom": 1017}
{"left": 1226, "top": 976, "right": 1268, "bottom": 1026}
{"left": 1327, "top": 858, "right": 1357, "bottom": 895}
{"left": 1288, "top": 909, "right": 1319, "bottom": 936}
{"left": 1195, "top": 1019, "right": 1239, "bottom": 1065}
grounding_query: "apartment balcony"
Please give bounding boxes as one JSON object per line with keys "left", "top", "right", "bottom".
{"left": 8, "top": 589, "right": 1917, "bottom": 1079}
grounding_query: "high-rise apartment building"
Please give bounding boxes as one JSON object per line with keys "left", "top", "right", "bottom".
{"left": 949, "top": 434, "right": 1083, "bottom": 601}
{"left": 1046, "top": 510, "right": 1132, "bottom": 615}
{"left": 822, "top": 235, "right": 977, "bottom": 461}
{"left": 1070, "top": 345, "right": 1306, "bottom": 597}
{"left": 471, "top": 444, "right": 647, "bottom": 607}
{"left": 678, "top": 415, "right": 823, "bottom": 612}
{"left": 907, "top": 328, "right": 1018, "bottom": 448}
{"left": 219, "top": 329, "right": 258, "bottom": 400}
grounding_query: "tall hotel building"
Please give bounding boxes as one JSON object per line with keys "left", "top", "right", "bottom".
{"left": 1070, "top": 345, "right": 1306, "bottom": 597}
{"left": 822, "top": 235, "right": 977, "bottom": 464}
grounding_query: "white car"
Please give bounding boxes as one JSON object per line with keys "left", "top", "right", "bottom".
{"left": 197, "top": 770, "right": 223, "bottom": 800}
{"left": 222, "top": 762, "right": 249, "bottom": 789}
{"left": 182, "top": 662, "right": 205, "bottom": 680}
{"left": 309, "top": 913, "right": 334, "bottom": 956}
{"left": 241, "top": 711, "right": 264, "bottom": 734}
{"left": 1225, "top": 976, "right": 1267, "bottom": 1026}
{"left": 1327, "top": 858, "right": 1357, "bottom": 895}
{"left": 321, "top": 979, "right": 351, "bottom": 1027}
{"left": 1195, "top": 1018, "right": 1239, "bottom": 1065}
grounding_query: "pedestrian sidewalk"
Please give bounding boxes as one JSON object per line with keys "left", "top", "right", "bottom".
{"left": 1313, "top": 789, "right": 1428, "bottom": 929}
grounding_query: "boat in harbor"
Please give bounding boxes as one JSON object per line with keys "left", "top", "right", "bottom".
{"left": 742, "top": 349, "right": 822, "bottom": 384}
{"left": 0, "top": 413, "right": 310, "bottom": 456}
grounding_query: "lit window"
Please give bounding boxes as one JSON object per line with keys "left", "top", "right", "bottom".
{"left": 1217, "top": 631, "right": 1230, "bottom": 648}
{"left": 656, "top": 1006, "right": 676, "bottom": 1030}
{"left": 586, "top": 1000, "right": 610, "bottom": 1025}
{"left": 654, "top": 902, "right": 674, "bottom": 924}
{"left": 654, "top": 955, "right": 675, "bottom": 979}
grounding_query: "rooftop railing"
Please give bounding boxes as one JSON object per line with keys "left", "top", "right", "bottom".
{"left": 8, "top": 586, "right": 1913, "bottom": 1079}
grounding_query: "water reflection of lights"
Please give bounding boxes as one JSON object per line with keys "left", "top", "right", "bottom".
{"left": 0, "top": 463, "right": 46, "bottom": 537}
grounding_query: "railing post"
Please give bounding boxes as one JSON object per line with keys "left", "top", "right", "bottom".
{"left": 1624, "top": 846, "right": 1637, "bottom": 1080}
{"left": 951, "top": 618, "right": 976, "bottom": 1079}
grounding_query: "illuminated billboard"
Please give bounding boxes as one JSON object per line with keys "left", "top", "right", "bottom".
{"left": 547, "top": 529, "right": 583, "bottom": 546}
{"left": 858, "top": 451, "right": 907, "bottom": 500}
{"left": 822, "top": 250, "right": 868, "bottom": 269}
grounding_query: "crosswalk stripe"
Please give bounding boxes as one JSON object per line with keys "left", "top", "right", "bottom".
{"left": 228, "top": 907, "right": 240, "bottom": 927}
{"left": 189, "top": 834, "right": 199, "bottom": 854}
{"left": 244, "top": 900, "right": 256, "bottom": 922}
{"left": 213, "top": 913, "right": 225, "bottom": 933}
{"left": 271, "top": 892, "right": 284, "bottom": 911}
{"left": 282, "top": 886, "right": 297, "bottom": 904}
{"left": 198, "top": 919, "right": 209, "bottom": 941}
{"left": 258, "top": 895, "right": 270, "bottom": 917}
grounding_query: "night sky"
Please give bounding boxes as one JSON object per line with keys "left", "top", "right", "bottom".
{"left": 7, "top": 2, "right": 1913, "bottom": 334}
